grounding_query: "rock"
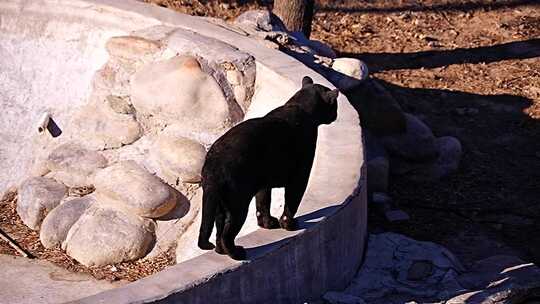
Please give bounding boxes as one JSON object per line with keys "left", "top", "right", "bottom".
{"left": 64, "top": 206, "right": 155, "bottom": 266}
{"left": 152, "top": 134, "right": 207, "bottom": 184}
{"left": 40, "top": 196, "right": 94, "bottom": 248}
{"left": 45, "top": 142, "right": 107, "bottom": 187}
{"left": 449, "top": 255, "right": 540, "bottom": 304}
{"left": 308, "top": 40, "right": 337, "bottom": 58}
{"left": 323, "top": 291, "right": 366, "bottom": 304}
{"left": 91, "top": 61, "right": 132, "bottom": 97}
{"left": 408, "top": 260, "right": 434, "bottom": 281}
{"left": 71, "top": 101, "right": 142, "bottom": 150}
{"left": 226, "top": 70, "right": 242, "bottom": 86}
{"left": 384, "top": 209, "right": 410, "bottom": 222}
{"left": 332, "top": 58, "right": 369, "bottom": 81}
{"left": 17, "top": 177, "right": 67, "bottom": 230}
{"left": 343, "top": 80, "right": 406, "bottom": 136}
{"left": 146, "top": 187, "right": 201, "bottom": 259}
{"left": 92, "top": 161, "right": 177, "bottom": 218}
{"left": 341, "top": 233, "right": 465, "bottom": 302}
{"left": 131, "top": 56, "right": 236, "bottom": 133}
{"left": 391, "top": 136, "right": 462, "bottom": 182}
{"left": 105, "top": 36, "right": 161, "bottom": 60}
{"left": 370, "top": 192, "right": 410, "bottom": 222}
{"left": 106, "top": 95, "right": 135, "bottom": 115}
{"left": 372, "top": 192, "right": 392, "bottom": 205}
{"left": 380, "top": 113, "right": 438, "bottom": 161}
{"left": 234, "top": 10, "right": 273, "bottom": 31}
{"left": 365, "top": 131, "right": 389, "bottom": 193}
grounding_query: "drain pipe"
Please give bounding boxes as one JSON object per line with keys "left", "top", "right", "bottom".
{"left": 37, "top": 112, "right": 51, "bottom": 134}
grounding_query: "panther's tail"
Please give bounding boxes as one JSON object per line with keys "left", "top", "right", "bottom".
{"left": 198, "top": 185, "right": 218, "bottom": 250}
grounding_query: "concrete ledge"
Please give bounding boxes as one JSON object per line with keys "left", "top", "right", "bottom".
{"left": 1, "top": 1, "right": 367, "bottom": 303}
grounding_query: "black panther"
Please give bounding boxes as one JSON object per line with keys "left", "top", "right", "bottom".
{"left": 198, "top": 76, "right": 339, "bottom": 260}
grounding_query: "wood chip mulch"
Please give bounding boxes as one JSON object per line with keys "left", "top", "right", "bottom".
{"left": 0, "top": 191, "right": 175, "bottom": 282}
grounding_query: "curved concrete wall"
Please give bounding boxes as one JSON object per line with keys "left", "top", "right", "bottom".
{"left": 0, "top": 1, "right": 367, "bottom": 303}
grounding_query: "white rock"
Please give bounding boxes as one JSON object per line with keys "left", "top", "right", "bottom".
{"left": 105, "top": 36, "right": 161, "bottom": 60}
{"left": 92, "top": 160, "right": 177, "bottom": 218}
{"left": 40, "top": 196, "right": 95, "bottom": 248}
{"left": 45, "top": 142, "right": 107, "bottom": 187}
{"left": 17, "top": 177, "right": 67, "bottom": 230}
{"left": 71, "top": 101, "right": 142, "bottom": 150}
{"left": 64, "top": 206, "right": 155, "bottom": 266}
{"left": 332, "top": 58, "right": 369, "bottom": 81}
{"left": 131, "top": 56, "right": 236, "bottom": 133}
{"left": 153, "top": 134, "right": 206, "bottom": 184}
{"left": 234, "top": 10, "right": 273, "bottom": 31}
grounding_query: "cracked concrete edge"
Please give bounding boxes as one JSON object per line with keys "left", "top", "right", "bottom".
{"left": 1, "top": 1, "right": 366, "bottom": 303}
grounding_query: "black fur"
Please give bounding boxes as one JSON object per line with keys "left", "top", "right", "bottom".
{"left": 197, "top": 76, "right": 339, "bottom": 260}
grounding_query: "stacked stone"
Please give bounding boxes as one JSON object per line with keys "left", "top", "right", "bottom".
{"left": 15, "top": 25, "right": 260, "bottom": 266}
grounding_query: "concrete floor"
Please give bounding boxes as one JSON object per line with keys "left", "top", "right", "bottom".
{"left": 0, "top": 254, "right": 122, "bottom": 304}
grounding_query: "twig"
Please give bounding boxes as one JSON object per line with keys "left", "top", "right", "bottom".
{"left": 0, "top": 228, "right": 32, "bottom": 258}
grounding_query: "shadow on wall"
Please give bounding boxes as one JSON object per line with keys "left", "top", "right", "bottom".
{"left": 316, "top": 0, "right": 539, "bottom": 14}
{"left": 244, "top": 205, "right": 342, "bottom": 259}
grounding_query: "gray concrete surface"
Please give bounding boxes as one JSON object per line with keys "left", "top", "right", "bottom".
{"left": 0, "top": 254, "right": 122, "bottom": 304}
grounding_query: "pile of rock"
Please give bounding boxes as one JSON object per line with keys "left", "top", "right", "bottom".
{"left": 15, "top": 24, "right": 262, "bottom": 266}
{"left": 322, "top": 233, "right": 540, "bottom": 304}
{"left": 17, "top": 144, "right": 183, "bottom": 266}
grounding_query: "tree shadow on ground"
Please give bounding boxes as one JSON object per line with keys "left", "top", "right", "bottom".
{"left": 342, "top": 60, "right": 540, "bottom": 266}
{"left": 339, "top": 38, "right": 540, "bottom": 73}
{"left": 317, "top": 0, "right": 538, "bottom": 14}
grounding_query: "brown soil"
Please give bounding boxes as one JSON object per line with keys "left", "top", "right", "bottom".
{"left": 1, "top": 0, "right": 538, "bottom": 282}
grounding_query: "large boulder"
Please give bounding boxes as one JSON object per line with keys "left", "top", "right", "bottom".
{"left": 448, "top": 255, "right": 540, "bottom": 304}
{"left": 45, "top": 142, "right": 107, "bottom": 187}
{"left": 64, "top": 206, "right": 155, "bottom": 266}
{"left": 92, "top": 161, "right": 177, "bottom": 218}
{"left": 40, "top": 196, "right": 95, "bottom": 248}
{"left": 340, "top": 233, "right": 465, "bottom": 302}
{"left": 343, "top": 80, "right": 407, "bottom": 136}
{"left": 105, "top": 36, "right": 161, "bottom": 60}
{"left": 71, "top": 101, "right": 142, "bottom": 150}
{"left": 379, "top": 113, "right": 439, "bottom": 161}
{"left": 152, "top": 133, "right": 207, "bottom": 184}
{"left": 17, "top": 177, "right": 67, "bottom": 230}
{"left": 131, "top": 56, "right": 236, "bottom": 133}
{"left": 365, "top": 131, "right": 389, "bottom": 193}
{"left": 332, "top": 58, "right": 369, "bottom": 81}
{"left": 391, "top": 136, "right": 462, "bottom": 182}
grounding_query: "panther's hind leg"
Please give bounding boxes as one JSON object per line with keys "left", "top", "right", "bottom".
{"left": 255, "top": 188, "right": 279, "bottom": 229}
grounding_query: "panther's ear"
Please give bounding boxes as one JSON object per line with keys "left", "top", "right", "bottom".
{"left": 302, "top": 76, "right": 314, "bottom": 88}
{"left": 325, "top": 89, "right": 339, "bottom": 104}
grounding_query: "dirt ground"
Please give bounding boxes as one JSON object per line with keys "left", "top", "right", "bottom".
{"left": 1, "top": 0, "right": 538, "bottom": 282}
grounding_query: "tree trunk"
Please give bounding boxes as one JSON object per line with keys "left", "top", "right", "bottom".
{"left": 273, "top": 0, "right": 314, "bottom": 38}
